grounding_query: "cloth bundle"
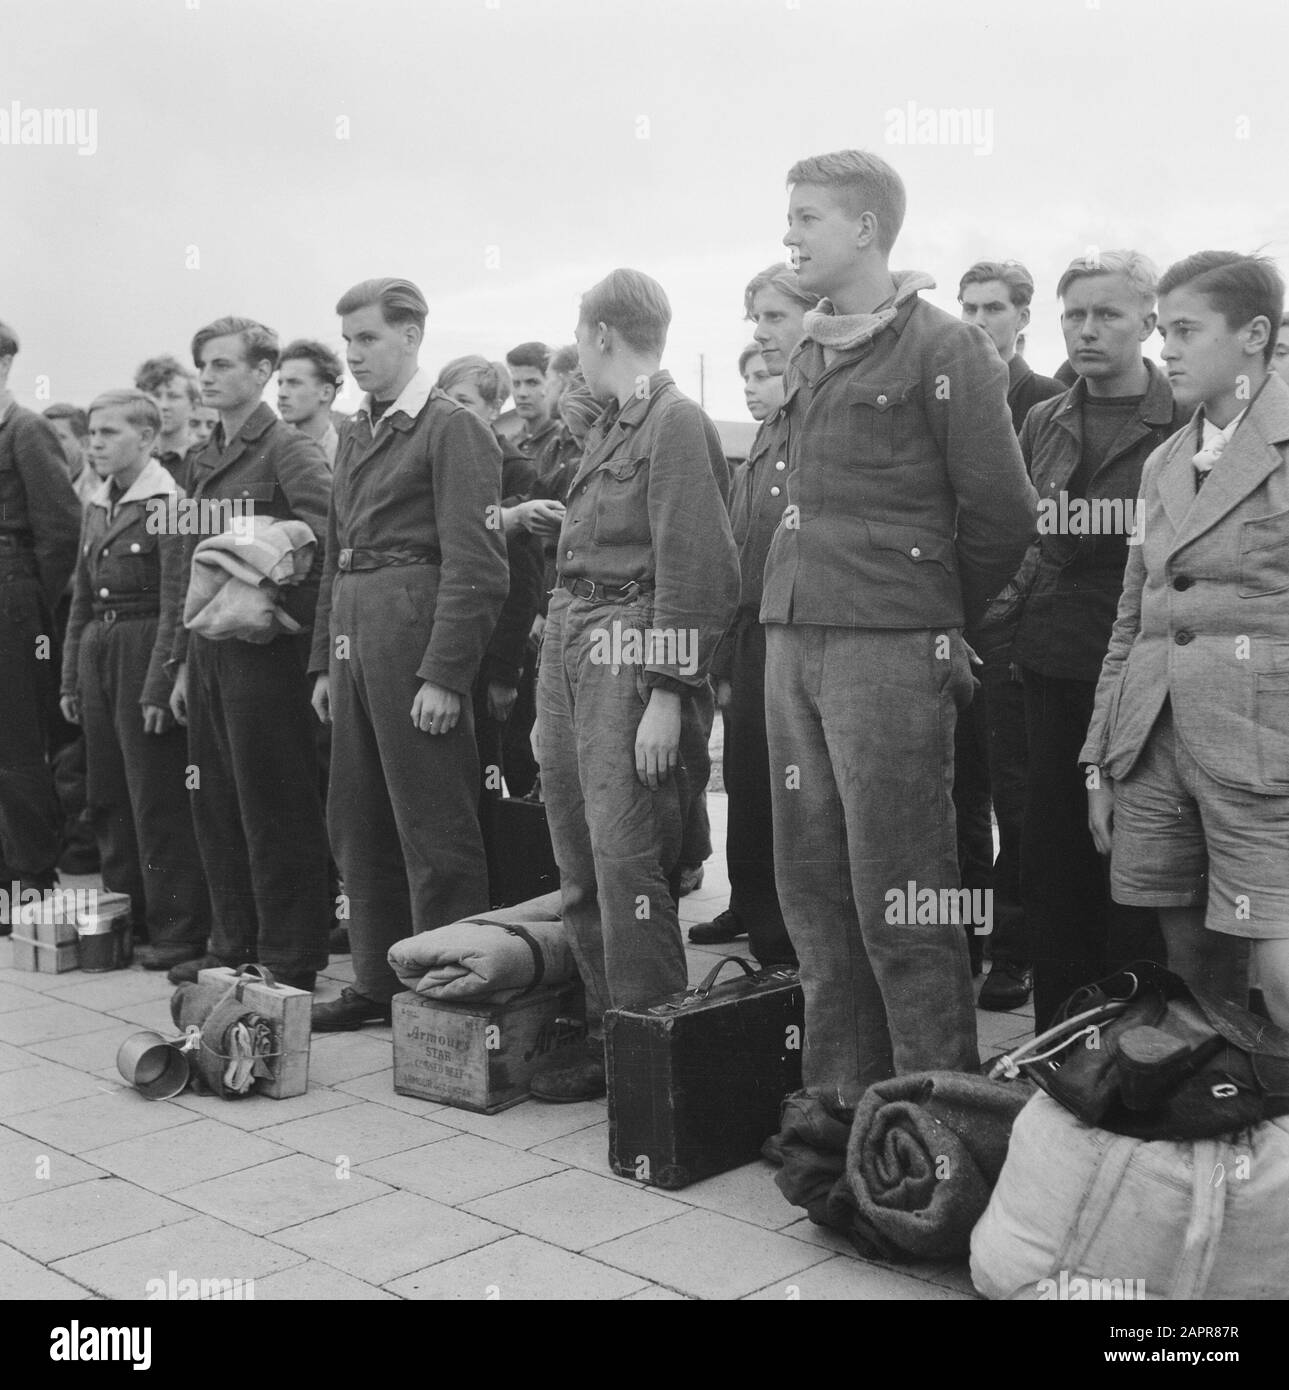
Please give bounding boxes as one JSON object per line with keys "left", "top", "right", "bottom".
{"left": 171, "top": 981, "right": 277, "bottom": 1098}
{"left": 183, "top": 516, "right": 316, "bottom": 643}
{"left": 387, "top": 891, "right": 574, "bottom": 1002}
{"left": 766, "top": 1070, "right": 1032, "bottom": 1260}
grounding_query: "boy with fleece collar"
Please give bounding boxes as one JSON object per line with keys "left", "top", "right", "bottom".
{"left": 761, "top": 149, "right": 1037, "bottom": 1105}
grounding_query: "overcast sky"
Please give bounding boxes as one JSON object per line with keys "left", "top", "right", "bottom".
{"left": 3, "top": 0, "right": 1286, "bottom": 422}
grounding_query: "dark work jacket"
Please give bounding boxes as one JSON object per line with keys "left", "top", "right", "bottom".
{"left": 710, "top": 407, "right": 789, "bottom": 683}
{"left": 62, "top": 458, "right": 185, "bottom": 709}
{"left": 1007, "top": 354, "right": 1064, "bottom": 435}
{"left": 483, "top": 454, "right": 544, "bottom": 689}
{"left": 529, "top": 423, "right": 584, "bottom": 616}
{"left": 556, "top": 370, "right": 739, "bottom": 690}
{"left": 0, "top": 399, "right": 82, "bottom": 608}
{"left": 1013, "top": 360, "right": 1187, "bottom": 682}
{"left": 310, "top": 376, "right": 509, "bottom": 695}
{"left": 760, "top": 292, "right": 1037, "bottom": 632}
{"left": 166, "top": 403, "right": 331, "bottom": 667}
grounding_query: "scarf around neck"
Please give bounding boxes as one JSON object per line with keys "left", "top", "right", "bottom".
{"left": 801, "top": 270, "right": 937, "bottom": 351}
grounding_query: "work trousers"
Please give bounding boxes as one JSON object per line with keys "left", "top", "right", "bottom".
{"left": 765, "top": 624, "right": 980, "bottom": 1105}
{"left": 187, "top": 629, "right": 329, "bottom": 979}
{"left": 78, "top": 615, "right": 209, "bottom": 951}
{"left": 0, "top": 568, "right": 62, "bottom": 879}
{"left": 1019, "top": 667, "right": 1164, "bottom": 1031}
{"left": 328, "top": 566, "right": 490, "bottom": 1004}
{"left": 537, "top": 590, "right": 689, "bottom": 1033}
{"left": 721, "top": 614, "right": 794, "bottom": 965}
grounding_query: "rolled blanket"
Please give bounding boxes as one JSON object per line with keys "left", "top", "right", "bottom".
{"left": 841, "top": 1070, "right": 1033, "bottom": 1261}
{"left": 764, "top": 1089, "right": 854, "bottom": 1228}
{"left": 387, "top": 893, "right": 572, "bottom": 1002}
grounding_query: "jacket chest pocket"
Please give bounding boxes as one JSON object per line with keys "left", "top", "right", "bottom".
{"left": 592, "top": 455, "right": 652, "bottom": 546}
{"left": 843, "top": 383, "right": 916, "bottom": 465}
{"left": 102, "top": 531, "right": 161, "bottom": 592}
{"left": 1239, "top": 510, "right": 1289, "bottom": 597}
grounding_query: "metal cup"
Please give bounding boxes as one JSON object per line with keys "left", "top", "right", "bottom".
{"left": 115, "top": 1031, "right": 190, "bottom": 1100}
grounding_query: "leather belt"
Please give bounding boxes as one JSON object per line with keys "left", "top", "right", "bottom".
{"left": 92, "top": 605, "right": 156, "bottom": 624}
{"left": 560, "top": 576, "right": 654, "bottom": 603}
{"left": 337, "top": 547, "right": 441, "bottom": 572}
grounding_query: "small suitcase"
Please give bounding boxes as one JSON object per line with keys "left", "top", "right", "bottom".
{"left": 486, "top": 795, "right": 560, "bottom": 909}
{"left": 606, "top": 956, "right": 804, "bottom": 1189}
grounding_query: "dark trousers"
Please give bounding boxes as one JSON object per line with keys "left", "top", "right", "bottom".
{"left": 328, "top": 567, "right": 490, "bottom": 1004}
{"left": 723, "top": 615, "right": 794, "bottom": 965}
{"left": 952, "top": 659, "right": 1030, "bottom": 969}
{"left": 679, "top": 678, "right": 714, "bottom": 867}
{"left": 1020, "top": 667, "right": 1164, "bottom": 1032}
{"left": 79, "top": 616, "right": 209, "bottom": 951}
{"left": 0, "top": 569, "right": 62, "bottom": 879}
{"left": 187, "top": 630, "right": 330, "bottom": 978}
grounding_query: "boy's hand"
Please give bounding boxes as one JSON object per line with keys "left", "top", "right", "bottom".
{"left": 1088, "top": 776, "right": 1116, "bottom": 856}
{"left": 715, "top": 679, "right": 733, "bottom": 710}
{"left": 487, "top": 681, "right": 518, "bottom": 723}
{"left": 170, "top": 662, "right": 189, "bottom": 726}
{"left": 142, "top": 704, "right": 173, "bottom": 735}
{"left": 412, "top": 681, "right": 460, "bottom": 734}
{"left": 59, "top": 693, "right": 79, "bottom": 725}
{"left": 312, "top": 674, "right": 331, "bottom": 725}
{"left": 636, "top": 687, "right": 680, "bottom": 790}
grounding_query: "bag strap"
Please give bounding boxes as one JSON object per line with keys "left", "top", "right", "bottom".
{"left": 498, "top": 924, "right": 545, "bottom": 998}
{"left": 690, "top": 955, "right": 760, "bottom": 999}
{"left": 233, "top": 962, "right": 278, "bottom": 998}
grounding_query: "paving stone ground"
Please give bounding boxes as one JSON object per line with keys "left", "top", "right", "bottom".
{"left": 0, "top": 793, "right": 1032, "bottom": 1301}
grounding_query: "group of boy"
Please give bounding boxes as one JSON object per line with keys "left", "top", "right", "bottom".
{"left": 3, "top": 143, "right": 1288, "bottom": 1116}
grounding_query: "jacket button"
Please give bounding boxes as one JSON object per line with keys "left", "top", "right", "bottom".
{"left": 101, "top": 549, "right": 109, "bottom": 558}
{"left": 98, "top": 588, "right": 110, "bottom": 598}
{"left": 877, "top": 394, "right": 888, "bottom": 406}
{"left": 775, "top": 460, "right": 786, "bottom": 471}
{"left": 1175, "top": 630, "right": 1193, "bottom": 645}
{"left": 566, "top": 550, "right": 574, "bottom": 560}
{"left": 770, "top": 486, "right": 781, "bottom": 497}
{"left": 130, "top": 542, "right": 141, "bottom": 553}
{"left": 910, "top": 547, "right": 921, "bottom": 558}
{"left": 1173, "top": 575, "right": 1191, "bottom": 591}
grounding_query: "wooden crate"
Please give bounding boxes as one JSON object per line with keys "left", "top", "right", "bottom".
{"left": 393, "top": 984, "right": 582, "bottom": 1113}
{"left": 195, "top": 966, "right": 311, "bottom": 1098}
{"left": 10, "top": 934, "right": 79, "bottom": 973}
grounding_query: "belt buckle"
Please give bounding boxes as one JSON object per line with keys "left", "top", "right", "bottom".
{"left": 102, "top": 609, "right": 117, "bottom": 625}
{"left": 338, "top": 548, "right": 352, "bottom": 572}
{"left": 615, "top": 580, "right": 641, "bottom": 603}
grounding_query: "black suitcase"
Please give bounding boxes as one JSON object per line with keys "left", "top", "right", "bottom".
{"left": 605, "top": 956, "right": 804, "bottom": 1189}
{"left": 486, "top": 795, "right": 560, "bottom": 909}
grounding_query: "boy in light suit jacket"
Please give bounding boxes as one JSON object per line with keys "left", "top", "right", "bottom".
{"left": 1082, "top": 252, "right": 1289, "bottom": 1027}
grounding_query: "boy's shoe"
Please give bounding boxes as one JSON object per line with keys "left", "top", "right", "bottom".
{"left": 167, "top": 953, "right": 226, "bottom": 985}
{"left": 688, "top": 909, "right": 746, "bottom": 945}
{"left": 529, "top": 1037, "right": 606, "bottom": 1102}
{"left": 978, "top": 960, "right": 1034, "bottom": 1011}
{"left": 311, "top": 986, "right": 392, "bottom": 1032}
{"left": 136, "top": 944, "right": 207, "bottom": 972}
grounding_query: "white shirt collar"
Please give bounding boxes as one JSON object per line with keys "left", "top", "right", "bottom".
{"left": 358, "top": 367, "right": 433, "bottom": 426}
{"left": 90, "top": 456, "right": 180, "bottom": 511}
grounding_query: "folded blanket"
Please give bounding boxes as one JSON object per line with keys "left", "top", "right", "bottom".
{"left": 184, "top": 517, "right": 316, "bottom": 643}
{"left": 768, "top": 1071, "right": 1032, "bottom": 1261}
{"left": 387, "top": 892, "right": 572, "bottom": 1002}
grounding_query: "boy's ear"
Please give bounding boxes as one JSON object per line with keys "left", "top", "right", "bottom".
{"left": 1243, "top": 314, "right": 1272, "bottom": 358}
{"left": 1137, "top": 310, "right": 1158, "bottom": 342}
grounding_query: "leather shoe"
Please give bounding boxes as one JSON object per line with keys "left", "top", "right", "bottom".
{"left": 676, "top": 864, "right": 705, "bottom": 896}
{"left": 978, "top": 960, "right": 1034, "bottom": 1011}
{"left": 688, "top": 909, "right": 746, "bottom": 945}
{"left": 311, "top": 986, "right": 392, "bottom": 1032}
{"left": 166, "top": 953, "right": 226, "bottom": 985}
{"left": 136, "top": 944, "right": 207, "bottom": 972}
{"left": 529, "top": 1037, "right": 606, "bottom": 1102}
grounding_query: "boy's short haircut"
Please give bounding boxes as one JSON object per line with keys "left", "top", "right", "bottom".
{"left": 1056, "top": 250, "right": 1159, "bottom": 309}
{"left": 578, "top": 268, "right": 672, "bottom": 357}
{"left": 958, "top": 260, "right": 1036, "bottom": 309}
{"left": 190, "top": 317, "right": 280, "bottom": 373}
{"left": 738, "top": 342, "right": 765, "bottom": 377}
{"left": 549, "top": 343, "right": 579, "bottom": 376}
{"left": 743, "top": 262, "right": 817, "bottom": 318}
{"left": 134, "top": 354, "right": 201, "bottom": 405}
{"left": 87, "top": 388, "right": 163, "bottom": 436}
{"left": 785, "top": 150, "right": 907, "bottom": 256}
{"left": 0, "top": 320, "right": 19, "bottom": 359}
{"left": 505, "top": 341, "right": 550, "bottom": 374}
{"left": 280, "top": 338, "right": 344, "bottom": 392}
{"left": 43, "top": 403, "right": 89, "bottom": 439}
{"left": 334, "top": 278, "right": 429, "bottom": 334}
{"left": 436, "top": 354, "right": 511, "bottom": 412}
{"left": 1157, "top": 252, "right": 1286, "bottom": 365}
